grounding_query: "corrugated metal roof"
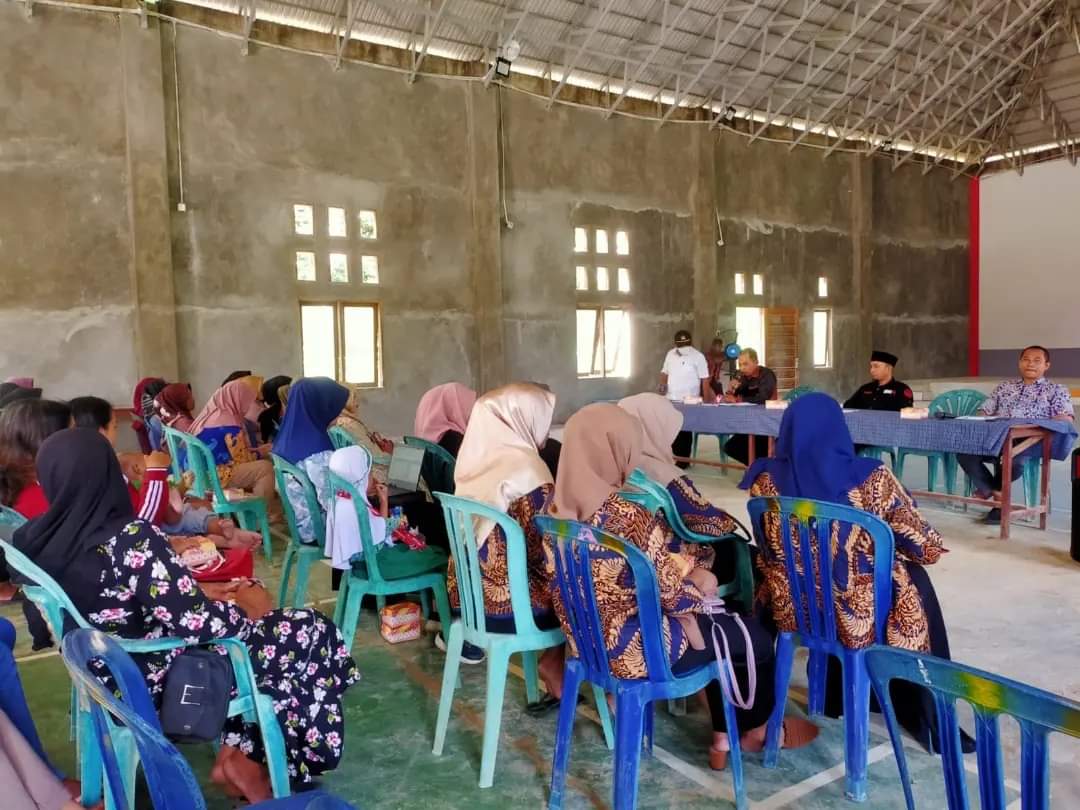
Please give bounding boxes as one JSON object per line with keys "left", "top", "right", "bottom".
{"left": 166, "top": 0, "right": 1080, "bottom": 173}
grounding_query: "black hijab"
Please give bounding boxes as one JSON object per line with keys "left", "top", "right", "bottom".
{"left": 0, "top": 385, "right": 43, "bottom": 409}
{"left": 12, "top": 428, "right": 135, "bottom": 582}
{"left": 258, "top": 374, "right": 292, "bottom": 442}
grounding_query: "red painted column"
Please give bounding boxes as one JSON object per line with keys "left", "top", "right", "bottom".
{"left": 968, "top": 176, "right": 980, "bottom": 377}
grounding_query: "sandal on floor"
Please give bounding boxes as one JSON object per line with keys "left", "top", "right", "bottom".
{"left": 708, "top": 746, "right": 729, "bottom": 771}
{"left": 741, "top": 716, "right": 820, "bottom": 753}
{"left": 525, "top": 693, "right": 583, "bottom": 717}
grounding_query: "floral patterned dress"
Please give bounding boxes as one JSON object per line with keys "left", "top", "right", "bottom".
{"left": 447, "top": 484, "right": 554, "bottom": 619}
{"left": 76, "top": 520, "right": 360, "bottom": 783}
{"left": 543, "top": 493, "right": 704, "bottom": 679}
{"left": 749, "top": 466, "right": 944, "bottom": 652}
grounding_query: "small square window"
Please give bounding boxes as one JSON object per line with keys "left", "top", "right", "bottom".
{"left": 617, "top": 267, "right": 630, "bottom": 293}
{"left": 328, "top": 207, "right": 348, "bottom": 238}
{"left": 574, "top": 227, "right": 589, "bottom": 253}
{"left": 734, "top": 273, "right": 746, "bottom": 295}
{"left": 358, "top": 211, "right": 378, "bottom": 240}
{"left": 576, "top": 265, "right": 588, "bottom": 291}
{"left": 293, "top": 204, "right": 314, "bottom": 236}
{"left": 752, "top": 274, "right": 764, "bottom": 295}
{"left": 595, "top": 229, "right": 609, "bottom": 254}
{"left": 818, "top": 277, "right": 829, "bottom": 298}
{"left": 295, "top": 251, "right": 316, "bottom": 282}
{"left": 329, "top": 253, "right": 349, "bottom": 283}
{"left": 615, "top": 230, "right": 630, "bottom": 255}
{"left": 360, "top": 255, "right": 379, "bottom": 284}
{"left": 596, "top": 267, "right": 610, "bottom": 292}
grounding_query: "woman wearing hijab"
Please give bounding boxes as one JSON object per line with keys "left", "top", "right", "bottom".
{"left": 189, "top": 378, "right": 273, "bottom": 493}
{"left": 130, "top": 377, "right": 166, "bottom": 454}
{"left": 414, "top": 382, "right": 477, "bottom": 458}
{"left": 451, "top": 383, "right": 563, "bottom": 690}
{"left": 0, "top": 383, "right": 43, "bottom": 410}
{"left": 331, "top": 386, "right": 395, "bottom": 483}
{"left": 257, "top": 375, "right": 292, "bottom": 443}
{"left": 272, "top": 378, "right": 350, "bottom": 545}
{"left": 545, "top": 403, "right": 815, "bottom": 770}
{"left": 324, "top": 445, "right": 392, "bottom": 569}
{"left": 153, "top": 383, "right": 196, "bottom": 432}
{"left": 12, "top": 429, "right": 360, "bottom": 803}
{"left": 740, "top": 393, "right": 959, "bottom": 753}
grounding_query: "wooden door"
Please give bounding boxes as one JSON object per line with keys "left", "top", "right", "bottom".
{"left": 765, "top": 307, "right": 799, "bottom": 393}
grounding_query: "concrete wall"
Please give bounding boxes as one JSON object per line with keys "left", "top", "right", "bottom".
{"left": 980, "top": 159, "right": 1080, "bottom": 376}
{"left": 0, "top": 6, "right": 971, "bottom": 430}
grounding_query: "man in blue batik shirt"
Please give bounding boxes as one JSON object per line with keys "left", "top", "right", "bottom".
{"left": 958, "top": 345, "right": 1075, "bottom": 524}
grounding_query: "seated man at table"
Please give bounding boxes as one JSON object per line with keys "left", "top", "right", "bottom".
{"left": 723, "top": 348, "right": 777, "bottom": 465}
{"left": 844, "top": 349, "right": 914, "bottom": 454}
{"left": 659, "top": 329, "right": 713, "bottom": 466}
{"left": 957, "top": 345, "right": 1074, "bottom": 524}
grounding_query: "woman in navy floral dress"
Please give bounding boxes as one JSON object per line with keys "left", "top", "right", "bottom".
{"left": 12, "top": 428, "right": 360, "bottom": 803}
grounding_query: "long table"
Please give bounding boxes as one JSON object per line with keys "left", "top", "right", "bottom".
{"left": 674, "top": 403, "right": 1078, "bottom": 539}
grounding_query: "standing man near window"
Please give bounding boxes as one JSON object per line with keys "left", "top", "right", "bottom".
{"left": 957, "top": 345, "right": 1074, "bottom": 525}
{"left": 659, "top": 329, "right": 712, "bottom": 465}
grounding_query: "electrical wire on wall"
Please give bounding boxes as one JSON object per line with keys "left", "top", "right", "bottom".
{"left": 172, "top": 21, "right": 187, "bottom": 212}
{"left": 496, "top": 84, "right": 514, "bottom": 230}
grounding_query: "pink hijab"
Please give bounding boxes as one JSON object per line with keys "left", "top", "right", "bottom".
{"left": 190, "top": 380, "right": 258, "bottom": 435}
{"left": 414, "top": 383, "right": 477, "bottom": 443}
{"left": 5, "top": 377, "right": 34, "bottom": 389}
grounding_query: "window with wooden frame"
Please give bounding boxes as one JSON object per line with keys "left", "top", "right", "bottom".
{"left": 292, "top": 204, "right": 380, "bottom": 286}
{"left": 299, "top": 302, "right": 382, "bottom": 387}
{"left": 574, "top": 225, "right": 632, "bottom": 379}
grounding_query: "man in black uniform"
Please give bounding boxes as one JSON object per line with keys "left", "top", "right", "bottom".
{"left": 844, "top": 350, "right": 914, "bottom": 411}
{"left": 723, "top": 348, "right": 778, "bottom": 465}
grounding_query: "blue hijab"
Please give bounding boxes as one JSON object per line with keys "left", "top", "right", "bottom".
{"left": 738, "top": 392, "right": 881, "bottom": 503}
{"left": 272, "top": 377, "right": 350, "bottom": 464}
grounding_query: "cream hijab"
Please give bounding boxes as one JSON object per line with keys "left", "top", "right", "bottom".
{"left": 550, "top": 403, "right": 643, "bottom": 521}
{"left": 617, "top": 393, "right": 684, "bottom": 485}
{"left": 454, "top": 383, "right": 556, "bottom": 545}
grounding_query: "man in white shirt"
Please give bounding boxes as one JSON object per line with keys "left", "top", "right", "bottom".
{"left": 658, "top": 329, "right": 712, "bottom": 465}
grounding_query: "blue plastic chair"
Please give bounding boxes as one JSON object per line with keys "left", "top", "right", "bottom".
{"left": 0, "top": 539, "right": 291, "bottom": 806}
{"left": 784, "top": 385, "right": 816, "bottom": 401}
{"left": 0, "top": 505, "right": 26, "bottom": 528}
{"left": 404, "top": 435, "right": 456, "bottom": 494}
{"left": 624, "top": 469, "right": 754, "bottom": 609}
{"left": 327, "top": 466, "right": 452, "bottom": 650}
{"left": 432, "top": 494, "right": 613, "bottom": 787}
{"left": 272, "top": 454, "right": 328, "bottom": 608}
{"left": 535, "top": 515, "right": 747, "bottom": 810}
{"left": 328, "top": 426, "right": 356, "bottom": 450}
{"left": 895, "top": 389, "right": 987, "bottom": 494}
{"left": 61, "top": 628, "right": 358, "bottom": 810}
{"left": 162, "top": 425, "right": 274, "bottom": 559}
{"left": 866, "top": 646, "right": 1080, "bottom": 810}
{"left": 746, "top": 496, "right": 896, "bottom": 803}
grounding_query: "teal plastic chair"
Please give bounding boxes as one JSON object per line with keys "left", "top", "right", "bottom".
{"left": 858, "top": 445, "right": 896, "bottom": 468}
{"left": 624, "top": 469, "right": 754, "bottom": 609}
{"left": 162, "top": 426, "right": 273, "bottom": 559}
{"left": 404, "top": 435, "right": 456, "bottom": 494}
{"left": 328, "top": 426, "right": 356, "bottom": 450}
{"left": 689, "top": 433, "right": 732, "bottom": 469}
{"left": 432, "top": 494, "right": 613, "bottom": 788}
{"left": 783, "top": 385, "right": 816, "bottom": 401}
{"left": 0, "top": 539, "right": 291, "bottom": 806}
{"left": 0, "top": 505, "right": 26, "bottom": 528}
{"left": 866, "top": 646, "right": 1080, "bottom": 810}
{"left": 61, "top": 629, "right": 356, "bottom": 810}
{"left": 895, "top": 390, "right": 987, "bottom": 493}
{"left": 327, "top": 467, "right": 452, "bottom": 650}
{"left": 537, "top": 515, "right": 747, "bottom": 810}
{"left": 271, "top": 454, "right": 327, "bottom": 608}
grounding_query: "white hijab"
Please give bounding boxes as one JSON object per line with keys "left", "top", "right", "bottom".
{"left": 325, "top": 446, "right": 389, "bottom": 570}
{"left": 454, "top": 383, "right": 555, "bottom": 546}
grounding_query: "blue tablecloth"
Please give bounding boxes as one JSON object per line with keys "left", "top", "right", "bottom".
{"left": 674, "top": 404, "right": 1078, "bottom": 460}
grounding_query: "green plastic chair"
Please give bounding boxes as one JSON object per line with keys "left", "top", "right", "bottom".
{"left": 0, "top": 505, "right": 26, "bottom": 529}
{"left": 404, "top": 435, "right": 456, "bottom": 494}
{"left": 0, "top": 539, "right": 291, "bottom": 807}
{"left": 328, "top": 426, "right": 356, "bottom": 450}
{"left": 432, "top": 493, "right": 614, "bottom": 788}
{"left": 624, "top": 469, "right": 754, "bottom": 610}
{"left": 689, "top": 433, "right": 732, "bottom": 470}
{"left": 858, "top": 445, "right": 896, "bottom": 468}
{"left": 327, "top": 468, "right": 452, "bottom": 651}
{"left": 162, "top": 426, "right": 273, "bottom": 559}
{"left": 271, "top": 454, "right": 328, "bottom": 609}
{"left": 783, "top": 385, "right": 816, "bottom": 401}
{"left": 895, "top": 389, "right": 987, "bottom": 494}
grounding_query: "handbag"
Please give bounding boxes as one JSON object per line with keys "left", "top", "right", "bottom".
{"left": 701, "top": 596, "right": 757, "bottom": 711}
{"left": 159, "top": 648, "right": 234, "bottom": 743}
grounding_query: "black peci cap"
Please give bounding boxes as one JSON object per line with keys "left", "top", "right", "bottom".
{"left": 871, "top": 350, "right": 898, "bottom": 366}
{"left": 674, "top": 330, "right": 692, "bottom": 345}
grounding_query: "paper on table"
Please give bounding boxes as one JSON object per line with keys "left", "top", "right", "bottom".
{"left": 956, "top": 415, "right": 998, "bottom": 421}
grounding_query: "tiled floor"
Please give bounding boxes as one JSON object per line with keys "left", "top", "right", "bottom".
{"left": 7, "top": 450, "right": 1080, "bottom": 808}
